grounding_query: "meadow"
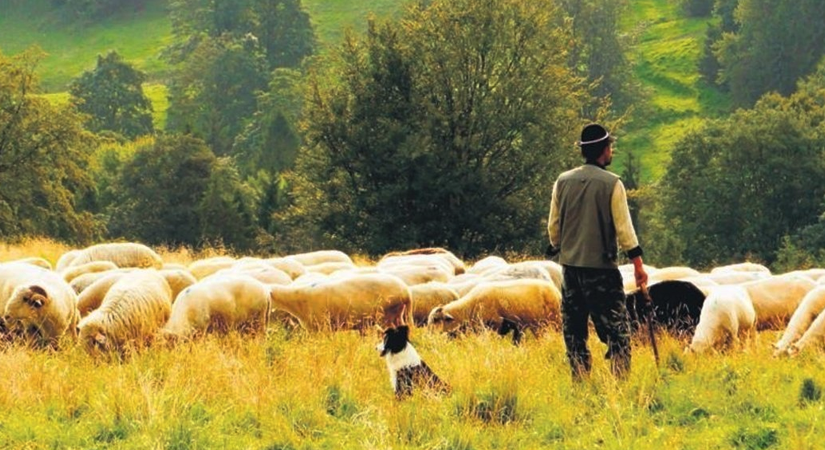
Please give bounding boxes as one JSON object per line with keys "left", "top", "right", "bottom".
{"left": 0, "top": 238, "right": 822, "bottom": 449}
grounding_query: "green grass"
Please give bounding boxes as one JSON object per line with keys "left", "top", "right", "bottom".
{"left": 617, "top": 0, "right": 731, "bottom": 182}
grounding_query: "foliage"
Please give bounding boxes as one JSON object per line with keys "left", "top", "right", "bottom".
{"left": 107, "top": 133, "right": 216, "bottom": 247}
{"left": 0, "top": 47, "right": 102, "bottom": 243}
{"left": 233, "top": 68, "right": 304, "bottom": 176}
{"left": 289, "top": 0, "right": 586, "bottom": 257}
{"left": 198, "top": 157, "right": 266, "bottom": 252}
{"left": 715, "top": 0, "right": 825, "bottom": 108}
{"left": 558, "top": 0, "right": 638, "bottom": 116}
{"left": 678, "top": 0, "right": 714, "bottom": 17}
{"left": 655, "top": 92, "right": 825, "bottom": 267}
{"left": 69, "top": 51, "right": 154, "bottom": 139}
{"left": 165, "top": 34, "right": 269, "bottom": 156}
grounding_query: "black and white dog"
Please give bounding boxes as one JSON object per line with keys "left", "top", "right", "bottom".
{"left": 377, "top": 310, "right": 449, "bottom": 399}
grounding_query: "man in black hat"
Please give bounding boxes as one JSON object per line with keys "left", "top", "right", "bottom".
{"left": 547, "top": 123, "right": 648, "bottom": 381}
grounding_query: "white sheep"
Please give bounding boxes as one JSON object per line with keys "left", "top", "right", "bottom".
{"left": 162, "top": 274, "right": 271, "bottom": 338}
{"left": 268, "top": 273, "right": 411, "bottom": 331}
{"left": 740, "top": 275, "right": 817, "bottom": 329}
{"left": 0, "top": 263, "right": 79, "bottom": 346}
{"left": 688, "top": 285, "right": 756, "bottom": 354}
{"left": 774, "top": 287, "right": 825, "bottom": 356}
{"left": 286, "top": 250, "right": 353, "bottom": 267}
{"left": 409, "top": 282, "right": 460, "bottom": 326}
{"left": 61, "top": 261, "right": 119, "bottom": 283}
{"left": 55, "top": 250, "right": 81, "bottom": 272}
{"left": 263, "top": 257, "right": 307, "bottom": 279}
{"left": 7, "top": 257, "right": 53, "bottom": 270}
{"left": 68, "top": 242, "right": 163, "bottom": 269}
{"left": 710, "top": 262, "right": 771, "bottom": 276}
{"left": 380, "top": 248, "right": 466, "bottom": 275}
{"left": 187, "top": 256, "right": 236, "bottom": 280}
{"left": 77, "top": 270, "right": 173, "bottom": 355}
{"left": 427, "top": 279, "right": 561, "bottom": 343}
{"left": 378, "top": 264, "right": 452, "bottom": 286}
{"left": 466, "top": 256, "right": 508, "bottom": 276}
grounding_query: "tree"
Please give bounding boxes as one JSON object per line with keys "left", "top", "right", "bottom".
{"left": 69, "top": 51, "right": 154, "bottom": 139}
{"left": 165, "top": 34, "right": 269, "bottom": 156}
{"left": 107, "top": 134, "right": 216, "bottom": 246}
{"left": 716, "top": 0, "right": 825, "bottom": 107}
{"left": 0, "top": 47, "right": 102, "bottom": 243}
{"left": 252, "top": 0, "right": 316, "bottom": 69}
{"left": 233, "top": 68, "right": 303, "bottom": 176}
{"left": 558, "top": 0, "right": 637, "bottom": 115}
{"left": 655, "top": 92, "right": 825, "bottom": 267}
{"left": 286, "top": 0, "right": 586, "bottom": 257}
{"left": 198, "top": 157, "right": 264, "bottom": 252}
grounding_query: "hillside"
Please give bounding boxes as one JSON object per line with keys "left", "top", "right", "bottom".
{"left": 0, "top": 0, "right": 729, "bottom": 182}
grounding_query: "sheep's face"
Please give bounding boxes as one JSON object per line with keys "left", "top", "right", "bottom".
{"left": 427, "top": 307, "right": 458, "bottom": 333}
{"left": 79, "top": 322, "right": 112, "bottom": 354}
{"left": 3, "top": 285, "right": 50, "bottom": 339}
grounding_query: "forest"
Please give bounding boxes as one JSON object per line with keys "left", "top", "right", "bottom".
{"left": 0, "top": 0, "right": 824, "bottom": 270}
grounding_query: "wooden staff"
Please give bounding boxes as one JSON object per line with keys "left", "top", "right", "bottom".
{"left": 640, "top": 283, "right": 660, "bottom": 366}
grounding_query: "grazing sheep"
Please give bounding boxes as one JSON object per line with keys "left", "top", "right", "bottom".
{"left": 484, "top": 262, "right": 553, "bottom": 283}
{"left": 688, "top": 285, "right": 756, "bottom": 354}
{"left": 428, "top": 279, "right": 561, "bottom": 344}
{"left": 466, "top": 256, "right": 508, "bottom": 276}
{"left": 705, "top": 271, "right": 766, "bottom": 286}
{"left": 77, "top": 272, "right": 129, "bottom": 317}
{"left": 409, "top": 282, "right": 460, "bottom": 326}
{"left": 61, "top": 261, "right": 119, "bottom": 283}
{"left": 0, "top": 263, "right": 80, "bottom": 346}
{"left": 162, "top": 274, "right": 271, "bottom": 338}
{"left": 740, "top": 275, "right": 817, "bottom": 330}
{"left": 68, "top": 242, "right": 163, "bottom": 269}
{"left": 774, "top": 287, "right": 825, "bottom": 356}
{"left": 159, "top": 269, "right": 198, "bottom": 299}
{"left": 211, "top": 262, "right": 292, "bottom": 286}
{"left": 710, "top": 262, "right": 771, "bottom": 276}
{"left": 269, "top": 273, "right": 411, "bottom": 331}
{"left": 303, "top": 261, "right": 357, "bottom": 276}
{"left": 77, "top": 270, "right": 173, "bottom": 355}
{"left": 626, "top": 280, "right": 706, "bottom": 338}
{"left": 377, "top": 307, "right": 449, "bottom": 399}
{"left": 381, "top": 248, "right": 466, "bottom": 275}
{"left": 55, "top": 250, "right": 81, "bottom": 272}
{"left": 379, "top": 264, "right": 452, "bottom": 287}
{"left": 187, "top": 256, "right": 236, "bottom": 280}
{"left": 70, "top": 269, "right": 128, "bottom": 294}
{"left": 263, "top": 257, "right": 307, "bottom": 279}
{"left": 8, "top": 257, "right": 53, "bottom": 270}
{"left": 286, "top": 250, "right": 353, "bottom": 267}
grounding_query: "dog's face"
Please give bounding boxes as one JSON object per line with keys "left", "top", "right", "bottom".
{"left": 377, "top": 325, "right": 410, "bottom": 357}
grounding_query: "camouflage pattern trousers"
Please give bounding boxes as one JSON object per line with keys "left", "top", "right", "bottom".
{"left": 561, "top": 265, "right": 631, "bottom": 380}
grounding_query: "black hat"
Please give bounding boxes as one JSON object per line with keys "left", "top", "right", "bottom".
{"left": 577, "top": 123, "right": 615, "bottom": 147}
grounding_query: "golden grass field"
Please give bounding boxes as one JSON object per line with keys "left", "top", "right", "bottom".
{"left": 0, "top": 238, "right": 823, "bottom": 449}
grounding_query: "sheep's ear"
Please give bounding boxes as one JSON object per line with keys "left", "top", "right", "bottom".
{"left": 443, "top": 313, "right": 455, "bottom": 323}
{"left": 29, "top": 285, "right": 48, "bottom": 298}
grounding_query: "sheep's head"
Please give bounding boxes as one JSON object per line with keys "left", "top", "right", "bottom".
{"left": 79, "top": 321, "right": 112, "bottom": 355}
{"left": 3, "top": 285, "right": 50, "bottom": 338}
{"left": 427, "top": 306, "right": 457, "bottom": 333}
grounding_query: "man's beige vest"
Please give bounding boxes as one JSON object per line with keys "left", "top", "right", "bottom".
{"left": 555, "top": 164, "right": 620, "bottom": 269}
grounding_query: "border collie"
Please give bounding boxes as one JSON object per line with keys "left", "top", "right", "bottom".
{"left": 378, "top": 322, "right": 449, "bottom": 399}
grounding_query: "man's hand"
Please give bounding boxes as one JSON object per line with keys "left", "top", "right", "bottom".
{"left": 633, "top": 256, "right": 648, "bottom": 291}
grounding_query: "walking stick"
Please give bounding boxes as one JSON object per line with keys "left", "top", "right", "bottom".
{"left": 640, "top": 283, "right": 660, "bottom": 366}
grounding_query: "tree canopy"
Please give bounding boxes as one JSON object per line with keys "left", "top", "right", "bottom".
{"left": 0, "top": 48, "right": 100, "bottom": 243}
{"left": 69, "top": 51, "right": 154, "bottom": 139}
{"left": 286, "top": 0, "right": 587, "bottom": 257}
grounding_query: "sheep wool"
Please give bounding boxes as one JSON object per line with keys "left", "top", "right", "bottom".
{"left": 776, "top": 286, "right": 825, "bottom": 356}
{"left": 0, "top": 263, "right": 79, "bottom": 345}
{"left": 68, "top": 243, "right": 163, "bottom": 269}
{"left": 428, "top": 279, "right": 561, "bottom": 340}
{"left": 163, "top": 274, "right": 271, "bottom": 337}
{"left": 688, "top": 285, "right": 756, "bottom": 354}
{"left": 269, "top": 273, "right": 411, "bottom": 331}
{"left": 78, "top": 270, "right": 172, "bottom": 354}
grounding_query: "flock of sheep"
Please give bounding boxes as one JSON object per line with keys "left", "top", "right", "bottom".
{"left": 1, "top": 242, "right": 825, "bottom": 360}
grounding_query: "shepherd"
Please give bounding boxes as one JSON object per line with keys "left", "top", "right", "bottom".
{"left": 547, "top": 123, "right": 649, "bottom": 381}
